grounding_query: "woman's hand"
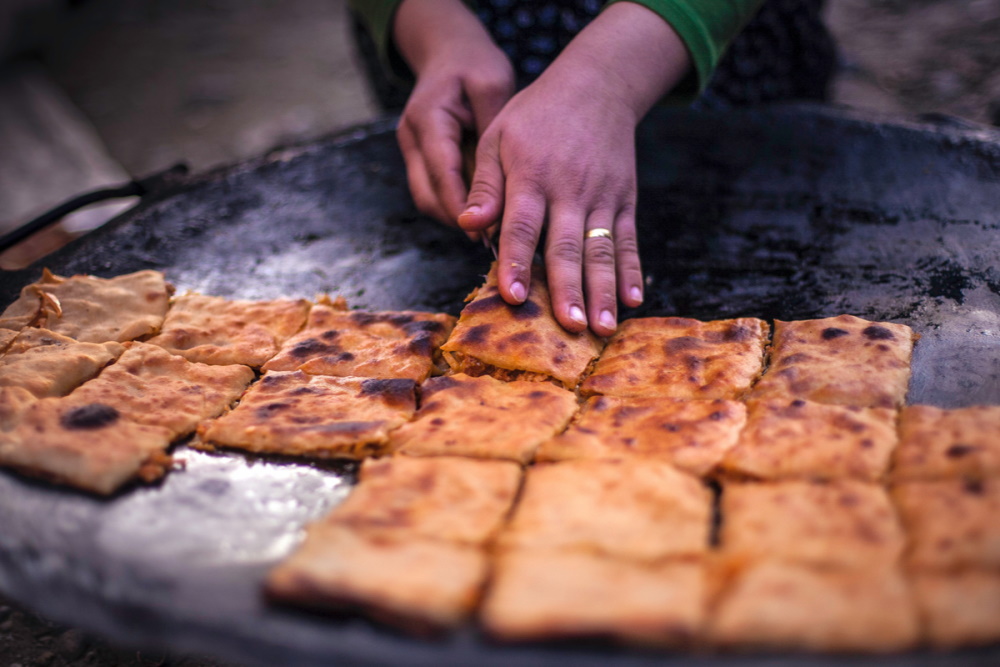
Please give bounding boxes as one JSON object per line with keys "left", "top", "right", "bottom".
{"left": 457, "top": 2, "right": 692, "bottom": 336}
{"left": 393, "top": 0, "right": 515, "bottom": 227}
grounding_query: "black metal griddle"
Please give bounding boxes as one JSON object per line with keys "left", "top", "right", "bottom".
{"left": 1, "top": 105, "right": 999, "bottom": 666}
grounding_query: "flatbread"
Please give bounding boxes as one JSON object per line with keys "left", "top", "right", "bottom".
{"left": 481, "top": 550, "right": 705, "bottom": 647}
{"left": 911, "top": 570, "right": 1000, "bottom": 648}
{"left": 266, "top": 524, "right": 487, "bottom": 636}
{"left": 0, "top": 390, "right": 174, "bottom": 495}
{"left": 718, "top": 480, "right": 905, "bottom": 569}
{"left": 579, "top": 317, "right": 768, "bottom": 399}
{"left": 709, "top": 561, "right": 919, "bottom": 652}
{"left": 535, "top": 396, "right": 745, "bottom": 477}
{"left": 325, "top": 456, "right": 522, "bottom": 545}
{"left": 262, "top": 304, "right": 455, "bottom": 381}
{"left": 892, "top": 404, "right": 1000, "bottom": 481}
{"left": 147, "top": 293, "right": 310, "bottom": 367}
{"left": 439, "top": 262, "right": 603, "bottom": 389}
{"left": 0, "top": 328, "right": 124, "bottom": 398}
{"left": 749, "top": 315, "right": 917, "bottom": 408}
{"left": 199, "top": 371, "right": 416, "bottom": 459}
{"left": 0, "top": 268, "right": 171, "bottom": 343}
{"left": 892, "top": 478, "right": 1000, "bottom": 570}
{"left": 390, "top": 373, "right": 578, "bottom": 464}
{"left": 499, "top": 459, "right": 711, "bottom": 561}
{"left": 719, "top": 398, "right": 898, "bottom": 482}
{"left": 0, "top": 329, "right": 18, "bottom": 354}
{"left": 66, "top": 342, "right": 254, "bottom": 438}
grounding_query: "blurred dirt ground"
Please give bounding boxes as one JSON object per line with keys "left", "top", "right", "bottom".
{"left": 0, "top": 0, "right": 998, "bottom": 665}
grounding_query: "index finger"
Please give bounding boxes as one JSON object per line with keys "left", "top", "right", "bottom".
{"left": 497, "top": 179, "right": 546, "bottom": 305}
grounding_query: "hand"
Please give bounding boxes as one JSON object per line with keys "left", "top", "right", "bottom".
{"left": 457, "top": 3, "right": 692, "bottom": 336}
{"left": 393, "top": 0, "right": 515, "bottom": 228}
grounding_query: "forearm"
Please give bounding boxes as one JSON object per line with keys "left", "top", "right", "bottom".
{"left": 392, "top": 0, "right": 496, "bottom": 75}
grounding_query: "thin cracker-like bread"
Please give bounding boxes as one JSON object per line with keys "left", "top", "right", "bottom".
{"left": 892, "top": 404, "right": 1000, "bottom": 481}
{"left": 749, "top": 315, "right": 917, "bottom": 408}
{"left": 892, "top": 478, "right": 1000, "bottom": 570}
{"left": 499, "top": 459, "right": 711, "bottom": 561}
{"left": 719, "top": 398, "right": 898, "bottom": 482}
{"left": 199, "top": 371, "right": 416, "bottom": 459}
{"left": 709, "top": 561, "right": 919, "bottom": 652}
{"left": 0, "top": 328, "right": 124, "bottom": 398}
{"left": 910, "top": 570, "right": 1000, "bottom": 648}
{"left": 440, "top": 262, "right": 603, "bottom": 389}
{"left": 390, "top": 373, "right": 577, "bottom": 464}
{"left": 66, "top": 342, "right": 254, "bottom": 439}
{"left": 481, "top": 550, "right": 705, "bottom": 647}
{"left": 147, "top": 293, "right": 310, "bottom": 367}
{"left": 262, "top": 305, "right": 455, "bottom": 381}
{"left": 718, "top": 480, "right": 905, "bottom": 569}
{"left": 535, "top": 396, "right": 745, "bottom": 477}
{"left": 266, "top": 524, "right": 487, "bottom": 636}
{"left": 0, "top": 391, "right": 174, "bottom": 495}
{"left": 0, "top": 269, "right": 171, "bottom": 343}
{"left": 325, "top": 456, "right": 521, "bottom": 545}
{"left": 579, "top": 317, "right": 768, "bottom": 399}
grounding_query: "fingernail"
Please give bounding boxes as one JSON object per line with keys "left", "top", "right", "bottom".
{"left": 599, "top": 310, "right": 616, "bottom": 330}
{"left": 569, "top": 306, "right": 586, "bottom": 325}
{"left": 461, "top": 205, "right": 481, "bottom": 217}
{"left": 630, "top": 286, "right": 643, "bottom": 303}
{"left": 510, "top": 281, "right": 526, "bottom": 302}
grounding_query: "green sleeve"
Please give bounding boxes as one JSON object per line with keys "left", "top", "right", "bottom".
{"left": 348, "top": 0, "right": 410, "bottom": 81}
{"left": 607, "top": 0, "right": 765, "bottom": 97}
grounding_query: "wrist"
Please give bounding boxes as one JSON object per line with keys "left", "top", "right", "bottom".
{"left": 393, "top": 0, "right": 503, "bottom": 76}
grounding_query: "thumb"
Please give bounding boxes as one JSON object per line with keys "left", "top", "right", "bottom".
{"left": 458, "top": 140, "right": 504, "bottom": 232}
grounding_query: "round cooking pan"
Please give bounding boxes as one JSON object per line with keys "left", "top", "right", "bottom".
{"left": 0, "top": 105, "right": 998, "bottom": 666}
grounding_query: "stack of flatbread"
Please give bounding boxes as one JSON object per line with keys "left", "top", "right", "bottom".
{"left": 1, "top": 263, "right": 998, "bottom": 653}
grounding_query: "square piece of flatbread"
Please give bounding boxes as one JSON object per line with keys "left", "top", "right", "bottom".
{"left": 749, "top": 315, "right": 917, "bottom": 408}
{"left": 709, "top": 561, "right": 919, "bottom": 652}
{"left": 390, "top": 373, "right": 578, "bottom": 464}
{"left": 266, "top": 524, "right": 487, "bottom": 636}
{"left": 892, "top": 478, "right": 1000, "bottom": 570}
{"left": 262, "top": 304, "right": 455, "bottom": 381}
{"left": 719, "top": 398, "right": 898, "bottom": 482}
{"left": 0, "top": 328, "right": 124, "bottom": 398}
{"left": 325, "top": 456, "right": 521, "bottom": 545}
{"left": 499, "top": 459, "right": 711, "bottom": 561}
{"left": 719, "top": 480, "right": 905, "bottom": 569}
{"left": 67, "top": 342, "right": 253, "bottom": 439}
{"left": 0, "top": 269, "right": 171, "bottom": 343}
{"left": 579, "top": 317, "right": 768, "bottom": 399}
{"left": 481, "top": 550, "right": 705, "bottom": 647}
{"left": 536, "top": 396, "right": 746, "bottom": 477}
{"left": 892, "top": 404, "right": 1000, "bottom": 481}
{"left": 440, "top": 262, "right": 603, "bottom": 389}
{"left": 147, "top": 293, "right": 310, "bottom": 367}
{"left": 200, "top": 371, "right": 416, "bottom": 459}
{"left": 910, "top": 570, "right": 1000, "bottom": 648}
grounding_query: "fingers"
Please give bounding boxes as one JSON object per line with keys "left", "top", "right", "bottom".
{"left": 398, "top": 108, "right": 471, "bottom": 225}
{"left": 545, "top": 203, "right": 588, "bottom": 333}
{"left": 458, "top": 134, "right": 505, "bottom": 233}
{"left": 614, "top": 203, "right": 644, "bottom": 308}
{"left": 582, "top": 213, "right": 619, "bottom": 337}
{"left": 497, "top": 178, "right": 546, "bottom": 306}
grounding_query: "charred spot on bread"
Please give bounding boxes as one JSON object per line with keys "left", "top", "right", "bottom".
{"left": 60, "top": 403, "right": 120, "bottom": 430}
{"left": 360, "top": 378, "right": 417, "bottom": 405}
{"left": 862, "top": 325, "right": 895, "bottom": 341}
{"left": 821, "top": 327, "right": 850, "bottom": 340}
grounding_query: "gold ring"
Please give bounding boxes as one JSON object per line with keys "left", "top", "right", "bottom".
{"left": 585, "top": 228, "right": 613, "bottom": 240}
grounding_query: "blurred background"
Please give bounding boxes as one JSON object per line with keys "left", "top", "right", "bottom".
{"left": 0, "top": 0, "right": 998, "bottom": 664}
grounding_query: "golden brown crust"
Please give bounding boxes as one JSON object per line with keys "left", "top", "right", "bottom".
{"left": 749, "top": 315, "right": 917, "bottom": 408}
{"left": 580, "top": 317, "right": 768, "bottom": 399}
{"left": 892, "top": 404, "right": 1000, "bottom": 481}
{"left": 266, "top": 524, "right": 487, "bottom": 635}
{"left": 199, "top": 371, "right": 416, "bottom": 459}
{"left": 481, "top": 550, "right": 705, "bottom": 647}
{"left": 535, "top": 396, "right": 745, "bottom": 477}
{"left": 440, "top": 263, "right": 603, "bottom": 388}
{"left": 499, "top": 459, "right": 712, "bottom": 561}
{"left": 719, "top": 398, "right": 898, "bottom": 482}
{"left": 66, "top": 342, "right": 254, "bottom": 438}
{"left": 718, "top": 480, "right": 905, "bottom": 569}
{"left": 709, "top": 561, "right": 919, "bottom": 652}
{"left": 910, "top": 570, "right": 1000, "bottom": 648}
{"left": 147, "top": 293, "right": 310, "bottom": 367}
{"left": 892, "top": 478, "right": 1000, "bottom": 570}
{"left": 0, "top": 328, "right": 124, "bottom": 398}
{"left": 390, "top": 373, "right": 578, "bottom": 464}
{"left": 0, "top": 269, "right": 171, "bottom": 343}
{"left": 262, "top": 305, "right": 456, "bottom": 381}
{"left": 326, "top": 456, "right": 522, "bottom": 545}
